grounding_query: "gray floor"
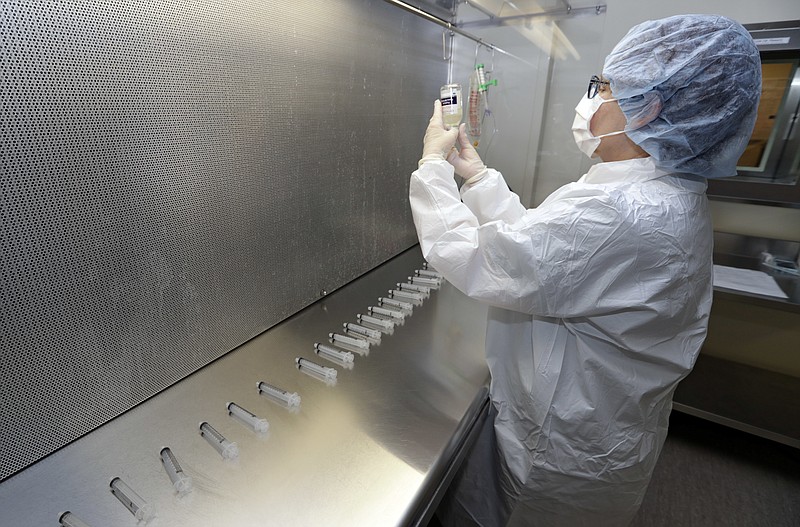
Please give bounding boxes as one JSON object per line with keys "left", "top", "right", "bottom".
{"left": 430, "top": 412, "right": 800, "bottom": 526}
{"left": 631, "top": 412, "right": 800, "bottom": 527}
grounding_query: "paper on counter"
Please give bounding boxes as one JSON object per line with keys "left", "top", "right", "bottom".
{"left": 713, "top": 265, "right": 789, "bottom": 299}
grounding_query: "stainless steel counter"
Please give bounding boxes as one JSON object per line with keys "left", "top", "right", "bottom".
{"left": 0, "top": 246, "right": 490, "bottom": 526}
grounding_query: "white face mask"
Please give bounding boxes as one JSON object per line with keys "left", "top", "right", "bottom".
{"left": 572, "top": 94, "right": 626, "bottom": 158}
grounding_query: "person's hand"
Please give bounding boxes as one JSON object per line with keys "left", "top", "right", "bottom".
{"left": 419, "top": 100, "right": 459, "bottom": 168}
{"left": 447, "top": 124, "right": 488, "bottom": 184}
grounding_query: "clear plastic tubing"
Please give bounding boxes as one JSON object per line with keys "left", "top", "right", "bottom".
{"left": 257, "top": 381, "right": 301, "bottom": 408}
{"left": 314, "top": 342, "right": 354, "bottom": 363}
{"left": 368, "top": 305, "right": 405, "bottom": 321}
{"left": 397, "top": 282, "right": 430, "bottom": 295}
{"left": 378, "top": 297, "right": 414, "bottom": 312}
{"left": 388, "top": 289, "right": 423, "bottom": 305}
{"left": 199, "top": 422, "right": 239, "bottom": 460}
{"left": 296, "top": 357, "right": 337, "bottom": 382}
{"left": 410, "top": 276, "right": 441, "bottom": 288}
{"left": 356, "top": 313, "right": 394, "bottom": 330}
{"left": 109, "top": 477, "right": 156, "bottom": 522}
{"left": 227, "top": 402, "right": 270, "bottom": 433}
{"left": 59, "top": 511, "right": 92, "bottom": 527}
{"left": 160, "top": 447, "right": 193, "bottom": 493}
{"left": 329, "top": 331, "right": 369, "bottom": 350}
{"left": 416, "top": 269, "right": 443, "bottom": 279}
{"left": 343, "top": 322, "right": 382, "bottom": 340}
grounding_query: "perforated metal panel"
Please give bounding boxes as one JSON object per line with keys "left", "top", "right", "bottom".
{"left": 0, "top": 0, "right": 444, "bottom": 481}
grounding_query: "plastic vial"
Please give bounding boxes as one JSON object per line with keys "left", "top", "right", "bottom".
{"left": 314, "top": 342, "right": 354, "bottom": 364}
{"left": 368, "top": 305, "right": 406, "bottom": 322}
{"left": 227, "top": 402, "right": 270, "bottom": 433}
{"left": 410, "top": 276, "right": 441, "bottom": 289}
{"left": 296, "top": 357, "right": 337, "bottom": 383}
{"left": 329, "top": 331, "right": 369, "bottom": 350}
{"left": 343, "top": 322, "right": 382, "bottom": 341}
{"left": 388, "top": 289, "right": 424, "bottom": 305}
{"left": 378, "top": 296, "right": 414, "bottom": 313}
{"left": 59, "top": 511, "right": 92, "bottom": 527}
{"left": 356, "top": 313, "right": 394, "bottom": 331}
{"left": 160, "top": 447, "right": 193, "bottom": 494}
{"left": 257, "top": 381, "right": 301, "bottom": 409}
{"left": 440, "top": 83, "right": 463, "bottom": 128}
{"left": 398, "top": 282, "right": 430, "bottom": 296}
{"left": 199, "top": 422, "right": 239, "bottom": 460}
{"left": 110, "top": 477, "right": 156, "bottom": 523}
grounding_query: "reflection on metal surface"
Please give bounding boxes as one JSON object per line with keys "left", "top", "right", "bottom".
{"left": 0, "top": 248, "right": 490, "bottom": 526}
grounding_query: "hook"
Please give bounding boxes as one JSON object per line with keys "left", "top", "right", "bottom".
{"left": 442, "top": 29, "right": 453, "bottom": 61}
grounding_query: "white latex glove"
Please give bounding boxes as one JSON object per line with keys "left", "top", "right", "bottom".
{"left": 418, "top": 100, "right": 459, "bottom": 168}
{"left": 447, "top": 124, "right": 488, "bottom": 185}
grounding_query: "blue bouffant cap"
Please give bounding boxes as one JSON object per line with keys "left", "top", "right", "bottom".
{"left": 603, "top": 14, "right": 761, "bottom": 178}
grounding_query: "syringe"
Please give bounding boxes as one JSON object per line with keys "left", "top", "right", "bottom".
{"left": 356, "top": 313, "right": 394, "bottom": 331}
{"left": 257, "top": 381, "right": 301, "bottom": 409}
{"left": 199, "top": 422, "right": 239, "bottom": 460}
{"left": 58, "top": 511, "right": 92, "bottom": 527}
{"left": 422, "top": 262, "right": 437, "bottom": 271}
{"left": 409, "top": 276, "right": 441, "bottom": 289}
{"left": 343, "top": 322, "right": 382, "bottom": 342}
{"left": 160, "top": 447, "right": 193, "bottom": 494}
{"left": 397, "top": 282, "right": 431, "bottom": 296}
{"left": 296, "top": 357, "right": 338, "bottom": 383}
{"left": 378, "top": 296, "right": 414, "bottom": 313}
{"left": 329, "top": 331, "right": 369, "bottom": 350}
{"left": 368, "top": 305, "right": 406, "bottom": 322}
{"left": 388, "top": 289, "right": 424, "bottom": 305}
{"left": 416, "top": 268, "right": 443, "bottom": 280}
{"left": 227, "top": 402, "right": 270, "bottom": 433}
{"left": 314, "top": 342, "right": 354, "bottom": 364}
{"left": 109, "top": 477, "right": 156, "bottom": 522}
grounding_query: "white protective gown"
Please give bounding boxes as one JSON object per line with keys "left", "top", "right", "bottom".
{"left": 409, "top": 157, "right": 713, "bottom": 526}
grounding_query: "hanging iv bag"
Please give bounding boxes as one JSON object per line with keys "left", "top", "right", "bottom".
{"left": 467, "top": 64, "right": 497, "bottom": 147}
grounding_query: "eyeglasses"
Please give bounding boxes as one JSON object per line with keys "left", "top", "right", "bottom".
{"left": 588, "top": 75, "right": 610, "bottom": 99}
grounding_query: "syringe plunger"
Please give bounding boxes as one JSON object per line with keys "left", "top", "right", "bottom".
{"left": 398, "top": 281, "right": 430, "bottom": 295}
{"left": 416, "top": 268, "right": 443, "bottom": 279}
{"left": 388, "top": 289, "right": 424, "bottom": 305}
{"left": 343, "top": 322, "right": 382, "bottom": 341}
{"left": 296, "top": 357, "right": 338, "bottom": 382}
{"left": 227, "top": 402, "right": 270, "bottom": 433}
{"left": 199, "top": 422, "right": 239, "bottom": 459}
{"left": 257, "top": 381, "right": 301, "bottom": 408}
{"left": 59, "top": 511, "right": 92, "bottom": 527}
{"left": 378, "top": 297, "right": 414, "bottom": 313}
{"left": 314, "top": 342, "right": 354, "bottom": 363}
{"left": 368, "top": 305, "right": 406, "bottom": 321}
{"left": 110, "top": 477, "right": 156, "bottom": 522}
{"left": 356, "top": 313, "right": 394, "bottom": 330}
{"left": 410, "top": 276, "right": 441, "bottom": 288}
{"left": 160, "top": 447, "right": 193, "bottom": 493}
{"left": 329, "top": 331, "right": 369, "bottom": 350}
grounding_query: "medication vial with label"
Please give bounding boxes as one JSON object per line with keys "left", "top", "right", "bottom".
{"left": 440, "top": 84, "right": 462, "bottom": 128}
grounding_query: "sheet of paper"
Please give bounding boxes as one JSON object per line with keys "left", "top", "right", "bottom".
{"left": 713, "top": 265, "right": 789, "bottom": 299}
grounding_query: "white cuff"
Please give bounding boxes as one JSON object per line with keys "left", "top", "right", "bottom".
{"left": 418, "top": 154, "right": 446, "bottom": 168}
{"left": 463, "top": 167, "right": 489, "bottom": 186}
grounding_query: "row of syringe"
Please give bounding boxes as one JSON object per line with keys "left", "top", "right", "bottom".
{"left": 300, "top": 264, "right": 444, "bottom": 382}
{"left": 58, "top": 378, "right": 303, "bottom": 526}
{"left": 58, "top": 264, "right": 444, "bottom": 527}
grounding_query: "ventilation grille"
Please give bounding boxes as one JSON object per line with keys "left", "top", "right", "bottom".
{"left": 0, "top": 0, "right": 443, "bottom": 481}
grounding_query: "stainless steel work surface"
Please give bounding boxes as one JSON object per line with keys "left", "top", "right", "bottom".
{"left": 0, "top": 247, "right": 490, "bottom": 526}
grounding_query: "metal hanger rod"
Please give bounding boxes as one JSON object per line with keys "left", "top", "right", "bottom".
{"left": 381, "top": 0, "right": 536, "bottom": 67}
